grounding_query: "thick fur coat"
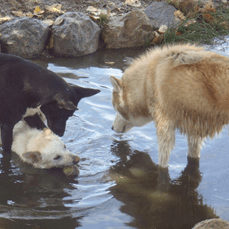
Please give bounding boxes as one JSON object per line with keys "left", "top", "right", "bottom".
{"left": 110, "top": 43, "right": 229, "bottom": 167}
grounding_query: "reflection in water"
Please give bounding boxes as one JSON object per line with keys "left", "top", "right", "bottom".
{"left": 109, "top": 140, "right": 217, "bottom": 229}
{"left": 0, "top": 151, "right": 81, "bottom": 229}
{"left": 35, "top": 47, "right": 147, "bottom": 73}
{"left": 0, "top": 47, "right": 228, "bottom": 228}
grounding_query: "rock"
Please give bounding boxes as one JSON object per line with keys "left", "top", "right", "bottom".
{"left": 174, "top": 10, "right": 186, "bottom": 20}
{"left": 125, "top": 0, "right": 141, "bottom": 7}
{"left": 86, "top": 6, "right": 108, "bottom": 19}
{"left": 53, "top": 17, "right": 64, "bottom": 26}
{"left": 158, "top": 25, "right": 167, "bottom": 34}
{"left": 145, "top": 1, "right": 179, "bottom": 29}
{"left": 42, "top": 19, "right": 54, "bottom": 26}
{"left": 0, "top": 17, "right": 49, "bottom": 58}
{"left": 52, "top": 12, "right": 101, "bottom": 57}
{"left": 102, "top": 10, "right": 154, "bottom": 49}
{"left": 192, "top": 218, "right": 229, "bottom": 229}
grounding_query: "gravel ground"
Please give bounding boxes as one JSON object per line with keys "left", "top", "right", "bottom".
{"left": 0, "top": 0, "right": 153, "bottom": 19}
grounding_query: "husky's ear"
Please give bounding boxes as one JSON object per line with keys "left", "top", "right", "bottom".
{"left": 110, "top": 76, "right": 122, "bottom": 92}
{"left": 71, "top": 85, "right": 100, "bottom": 99}
{"left": 22, "top": 151, "right": 42, "bottom": 163}
{"left": 53, "top": 93, "right": 78, "bottom": 110}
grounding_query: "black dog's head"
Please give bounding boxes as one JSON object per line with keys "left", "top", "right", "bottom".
{"left": 41, "top": 85, "right": 100, "bottom": 136}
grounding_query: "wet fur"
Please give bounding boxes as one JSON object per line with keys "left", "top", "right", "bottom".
{"left": 110, "top": 43, "right": 229, "bottom": 167}
{"left": 0, "top": 52, "right": 100, "bottom": 152}
{"left": 0, "top": 108, "right": 80, "bottom": 169}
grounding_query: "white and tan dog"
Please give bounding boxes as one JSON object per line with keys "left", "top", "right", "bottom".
{"left": 110, "top": 43, "right": 229, "bottom": 168}
{"left": 0, "top": 108, "right": 80, "bottom": 169}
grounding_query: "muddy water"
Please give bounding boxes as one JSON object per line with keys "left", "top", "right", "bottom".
{"left": 0, "top": 47, "right": 229, "bottom": 229}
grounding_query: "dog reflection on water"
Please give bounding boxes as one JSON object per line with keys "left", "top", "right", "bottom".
{"left": 109, "top": 140, "right": 217, "bottom": 229}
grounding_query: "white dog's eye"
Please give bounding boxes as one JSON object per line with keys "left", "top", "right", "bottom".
{"left": 54, "top": 155, "right": 61, "bottom": 160}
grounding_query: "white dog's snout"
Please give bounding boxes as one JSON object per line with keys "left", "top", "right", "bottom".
{"left": 73, "top": 155, "right": 80, "bottom": 164}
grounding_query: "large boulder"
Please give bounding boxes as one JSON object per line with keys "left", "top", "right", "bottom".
{"left": 102, "top": 10, "right": 154, "bottom": 49}
{"left": 145, "top": 1, "right": 179, "bottom": 29}
{"left": 192, "top": 218, "right": 229, "bottom": 229}
{"left": 0, "top": 17, "right": 49, "bottom": 58}
{"left": 52, "top": 12, "right": 101, "bottom": 57}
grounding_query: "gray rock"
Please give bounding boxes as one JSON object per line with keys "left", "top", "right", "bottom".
{"left": 192, "top": 218, "right": 229, "bottom": 229}
{"left": 145, "top": 1, "right": 178, "bottom": 29}
{"left": 52, "top": 12, "right": 101, "bottom": 57}
{"left": 102, "top": 10, "right": 154, "bottom": 49}
{"left": 0, "top": 17, "right": 49, "bottom": 58}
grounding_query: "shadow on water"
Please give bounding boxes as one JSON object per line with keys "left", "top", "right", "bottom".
{"left": 0, "top": 150, "right": 81, "bottom": 229}
{"left": 109, "top": 140, "right": 217, "bottom": 229}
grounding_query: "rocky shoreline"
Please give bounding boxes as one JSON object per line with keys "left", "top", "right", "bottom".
{"left": 0, "top": 0, "right": 228, "bottom": 58}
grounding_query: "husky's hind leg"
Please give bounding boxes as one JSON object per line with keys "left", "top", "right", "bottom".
{"left": 156, "top": 119, "right": 175, "bottom": 168}
{"left": 187, "top": 135, "right": 204, "bottom": 158}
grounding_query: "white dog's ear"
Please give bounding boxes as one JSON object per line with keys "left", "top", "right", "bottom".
{"left": 23, "top": 151, "right": 42, "bottom": 164}
{"left": 110, "top": 76, "right": 122, "bottom": 92}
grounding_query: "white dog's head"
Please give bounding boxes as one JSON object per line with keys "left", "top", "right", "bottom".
{"left": 21, "top": 128, "right": 80, "bottom": 169}
{"left": 12, "top": 109, "right": 80, "bottom": 169}
{"left": 110, "top": 76, "right": 152, "bottom": 133}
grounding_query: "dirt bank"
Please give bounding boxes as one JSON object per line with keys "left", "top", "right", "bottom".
{"left": 0, "top": 0, "right": 153, "bottom": 19}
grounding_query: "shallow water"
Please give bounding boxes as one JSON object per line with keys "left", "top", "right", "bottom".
{"left": 0, "top": 44, "right": 229, "bottom": 229}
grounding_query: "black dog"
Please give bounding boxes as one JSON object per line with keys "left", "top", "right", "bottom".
{"left": 0, "top": 53, "right": 100, "bottom": 152}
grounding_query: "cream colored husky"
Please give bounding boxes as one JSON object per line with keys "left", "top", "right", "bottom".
{"left": 110, "top": 43, "right": 229, "bottom": 168}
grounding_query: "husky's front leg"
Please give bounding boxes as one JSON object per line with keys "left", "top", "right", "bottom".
{"left": 187, "top": 135, "right": 204, "bottom": 158}
{"left": 156, "top": 119, "right": 175, "bottom": 168}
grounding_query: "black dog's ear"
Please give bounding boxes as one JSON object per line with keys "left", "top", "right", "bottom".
{"left": 53, "top": 93, "right": 78, "bottom": 110}
{"left": 58, "top": 100, "right": 78, "bottom": 110}
{"left": 71, "top": 85, "right": 100, "bottom": 99}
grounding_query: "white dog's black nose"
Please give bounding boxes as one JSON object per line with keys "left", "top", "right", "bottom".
{"left": 73, "top": 155, "right": 80, "bottom": 164}
{"left": 111, "top": 126, "right": 114, "bottom": 130}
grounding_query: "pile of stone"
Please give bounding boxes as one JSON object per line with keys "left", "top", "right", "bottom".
{"left": 0, "top": 0, "right": 227, "bottom": 58}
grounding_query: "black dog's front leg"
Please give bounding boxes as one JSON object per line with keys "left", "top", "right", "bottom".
{"left": 1, "top": 124, "right": 13, "bottom": 153}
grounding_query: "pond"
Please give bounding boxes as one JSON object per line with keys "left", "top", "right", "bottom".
{"left": 0, "top": 43, "right": 229, "bottom": 229}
